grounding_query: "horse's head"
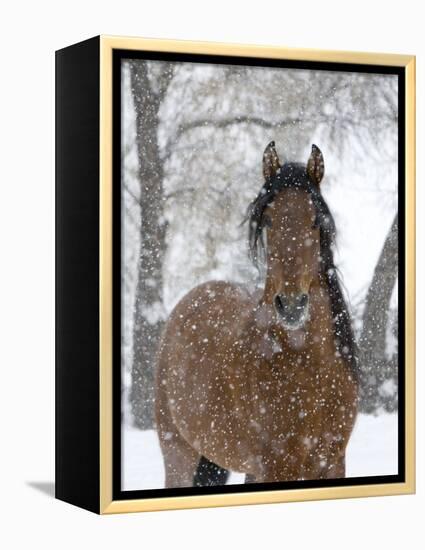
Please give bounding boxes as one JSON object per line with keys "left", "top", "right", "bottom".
{"left": 249, "top": 141, "right": 334, "bottom": 331}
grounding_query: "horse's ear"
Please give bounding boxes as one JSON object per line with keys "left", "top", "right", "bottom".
{"left": 263, "top": 141, "right": 281, "bottom": 181}
{"left": 307, "top": 144, "right": 325, "bottom": 185}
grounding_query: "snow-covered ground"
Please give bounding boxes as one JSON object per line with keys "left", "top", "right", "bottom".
{"left": 122, "top": 413, "right": 397, "bottom": 490}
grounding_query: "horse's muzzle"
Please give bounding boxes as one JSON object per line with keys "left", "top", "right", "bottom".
{"left": 274, "top": 293, "right": 309, "bottom": 330}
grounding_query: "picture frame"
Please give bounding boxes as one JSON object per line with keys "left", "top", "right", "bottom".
{"left": 55, "top": 35, "right": 415, "bottom": 514}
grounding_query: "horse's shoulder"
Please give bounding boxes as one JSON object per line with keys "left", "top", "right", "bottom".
{"left": 186, "top": 280, "right": 251, "bottom": 304}
{"left": 168, "top": 280, "right": 254, "bottom": 331}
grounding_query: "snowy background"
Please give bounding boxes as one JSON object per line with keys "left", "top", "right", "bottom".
{"left": 121, "top": 58, "right": 399, "bottom": 490}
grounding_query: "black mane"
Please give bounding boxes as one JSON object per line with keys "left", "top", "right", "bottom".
{"left": 247, "top": 162, "right": 358, "bottom": 378}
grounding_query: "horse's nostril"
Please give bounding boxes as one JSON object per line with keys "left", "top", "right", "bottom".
{"left": 298, "top": 293, "right": 309, "bottom": 308}
{"left": 274, "top": 293, "right": 309, "bottom": 327}
{"left": 274, "top": 294, "right": 287, "bottom": 315}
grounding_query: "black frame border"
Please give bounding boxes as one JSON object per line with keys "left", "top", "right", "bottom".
{"left": 112, "top": 48, "right": 406, "bottom": 502}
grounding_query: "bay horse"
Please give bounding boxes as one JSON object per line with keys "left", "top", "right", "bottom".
{"left": 155, "top": 142, "right": 359, "bottom": 487}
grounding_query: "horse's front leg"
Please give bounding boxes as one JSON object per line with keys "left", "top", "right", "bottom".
{"left": 257, "top": 440, "right": 309, "bottom": 483}
{"left": 245, "top": 473, "right": 257, "bottom": 484}
{"left": 326, "top": 454, "right": 345, "bottom": 478}
{"left": 301, "top": 437, "right": 347, "bottom": 480}
{"left": 319, "top": 449, "right": 346, "bottom": 479}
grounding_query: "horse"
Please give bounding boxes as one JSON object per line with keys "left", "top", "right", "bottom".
{"left": 155, "top": 142, "right": 359, "bottom": 488}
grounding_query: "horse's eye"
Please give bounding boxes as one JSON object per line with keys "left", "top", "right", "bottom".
{"left": 262, "top": 215, "right": 272, "bottom": 229}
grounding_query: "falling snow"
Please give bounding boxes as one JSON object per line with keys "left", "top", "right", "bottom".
{"left": 121, "top": 58, "right": 399, "bottom": 490}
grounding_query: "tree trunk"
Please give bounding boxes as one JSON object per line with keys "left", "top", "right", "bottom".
{"left": 129, "top": 60, "right": 173, "bottom": 429}
{"left": 358, "top": 213, "right": 398, "bottom": 413}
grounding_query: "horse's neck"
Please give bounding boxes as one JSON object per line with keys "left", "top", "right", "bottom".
{"left": 252, "top": 280, "right": 336, "bottom": 362}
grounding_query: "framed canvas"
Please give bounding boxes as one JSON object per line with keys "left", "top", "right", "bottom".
{"left": 55, "top": 35, "right": 415, "bottom": 514}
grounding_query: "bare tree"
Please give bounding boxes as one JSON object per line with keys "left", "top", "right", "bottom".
{"left": 129, "top": 60, "right": 174, "bottom": 429}
{"left": 358, "top": 214, "right": 398, "bottom": 413}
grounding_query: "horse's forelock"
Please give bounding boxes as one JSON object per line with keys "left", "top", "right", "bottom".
{"left": 247, "top": 163, "right": 335, "bottom": 266}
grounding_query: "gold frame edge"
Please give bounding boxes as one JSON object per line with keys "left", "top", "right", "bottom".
{"left": 99, "top": 36, "right": 114, "bottom": 513}
{"left": 404, "top": 57, "right": 416, "bottom": 495}
{"left": 99, "top": 36, "right": 416, "bottom": 514}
